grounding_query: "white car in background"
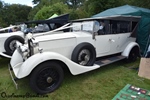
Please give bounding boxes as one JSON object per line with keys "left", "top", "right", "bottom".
{"left": 0, "top": 25, "right": 25, "bottom": 58}
{"left": 9, "top": 15, "right": 141, "bottom": 94}
{"left": 0, "top": 14, "right": 69, "bottom": 58}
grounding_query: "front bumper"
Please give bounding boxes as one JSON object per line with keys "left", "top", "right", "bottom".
{"left": 8, "top": 64, "right": 19, "bottom": 89}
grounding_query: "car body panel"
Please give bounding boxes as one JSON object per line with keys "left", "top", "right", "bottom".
{"left": 121, "top": 41, "right": 139, "bottom": 57}
{"left": 10, "top": 15, "right": 141, "bottom": 79}
{"left": 0, "top": 14, "right": 69, "bottom": 58}
{"left": 0, "top": 31, "right": 24, "bottom": 53}
{"left": 10, "top": 50, "right": 100, "bottom": 78}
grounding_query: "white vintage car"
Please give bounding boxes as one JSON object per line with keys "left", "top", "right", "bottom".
{"left": 0, "top": 25, "right": 25, "bottom": 58}
{"left": 9, "top": 15, "right": 141, "bottom": 94}
{"left": 0, "top": 14, "right": 69, "bottom": 58}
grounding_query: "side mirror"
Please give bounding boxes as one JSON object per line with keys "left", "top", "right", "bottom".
{"left": 92, "top": 21, "right": 100, "bottom": 40}
{"left": 93, "top": 21, "right": 100, "bottom": 33}
{"left": 92, "top": 32, "right": 96, "bottom": 40}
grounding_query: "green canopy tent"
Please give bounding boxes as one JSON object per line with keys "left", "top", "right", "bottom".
{"left": 92, "top": 5, "right": 150, "bottom": 56}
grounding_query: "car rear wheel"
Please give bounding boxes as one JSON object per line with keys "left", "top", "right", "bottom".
{"left": 126, "top": 46, "right": 139, "bottom": 62}
{"left": 29, "top": 61, "right": 64, "bottom": 94}
{"left": 71, "top": 43, "right": 96, "bottom": 66}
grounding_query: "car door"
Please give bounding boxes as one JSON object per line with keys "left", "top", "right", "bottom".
{"left": 109, "top": 34, "right": 120, "bottom": 53}
{"left": 117, "top": 33, "right": 131, "bottom": 50}
{"left": 109, "top": 20, "right": 131, "bottom": 54}
{"left": 95, "top": 34, "right": 111, "bottom": 57}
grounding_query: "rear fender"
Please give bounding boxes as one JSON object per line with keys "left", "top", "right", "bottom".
{"left": 17, "top": 52, "right": 100, "bottom": 78}
{"left": 121, "top": 42, "right": 139, "bottom": 58}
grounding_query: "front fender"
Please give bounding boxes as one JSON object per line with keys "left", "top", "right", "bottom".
{"left": 121, "top": 42, "right": 139, "bottom": 57}
{"left": 17, "top": 52, "right": 100, "bottom": 78}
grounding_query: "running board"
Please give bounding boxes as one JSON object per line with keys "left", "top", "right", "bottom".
{"left": 95, "top": 55, "right": 126, "bottom": 67}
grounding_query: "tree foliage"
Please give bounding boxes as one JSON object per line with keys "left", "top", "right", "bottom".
{"left": 65, "top": 0, "right": 85, "bottom": 9}
{"left": 119, "top": 0, "right": 150, "bottom": 9}
{"left": 32, "top": 0, "right": 40, "bottom": 4}
{"left": 32, "top": 0, "right": 85, "bottom": 9}
{"left": 82, "top": 0, "right": 122, "bottom": 17}
{"left": 0, "top": 1, "right": 32, "bottom": 27}
{"left": 32, "top": 0, "right": 150, "bottom": 20}
{"left": 34, "top": 2, "right": 71, "bottom": 20}
{"left": 0, "top": 0, "right": 150, "bottom": 27}
{"left": 28, "top": 0, "right": 52, "bottom": 20}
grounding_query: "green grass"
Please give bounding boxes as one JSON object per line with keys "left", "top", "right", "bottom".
{"left": 0, "top": 58, "right": 150, "bottom": 100}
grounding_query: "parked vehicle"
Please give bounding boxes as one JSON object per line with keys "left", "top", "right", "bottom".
{"left": 0, "top": 14, "right": 69, "bottom": 58}
{"left": 9, "top": 15, "right": 141, "bottom": 94}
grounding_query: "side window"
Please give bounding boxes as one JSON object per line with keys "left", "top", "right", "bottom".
{"left": 111, "top": 21, "right": 118, "bottom": 34}
{"left": 104, "top": 20, "right": 110, "bottom": 34}
{"left": 131, "top": 22, "right": 138, "bottom": 37}
{"left": 97, "top": 20, "right": 110, "bottom": 35}
{"left": 49, "top": 23, "right": 55, "bottom": 30}
{"left": 131, "top": 22, "right": 138, "bottom": 31}
{"left": 43, "top": 24, "right": 50, "bottom": 31}
{"left": 119, "top": 21, "right": 130, "bottom": 33}
{"left": 111, "top": 20, "right": 130, "bottom": 34}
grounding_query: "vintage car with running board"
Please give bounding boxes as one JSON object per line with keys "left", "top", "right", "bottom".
{"left": 9, "top": 15, "right": 141, "bottom": 94}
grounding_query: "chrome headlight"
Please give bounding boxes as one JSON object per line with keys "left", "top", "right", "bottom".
{"left": 31, "top": 39, "right": 40, "bottom": 54}
{"left": 18, "top": 44, "right": 29, "bottom": 59}
{"left": 30, "top": 39, "right": 39, "bottom": 54}
{"left": 32, "top": 39, "right": 39, "bottom": 47}
{"left": 16, "top": 41, "right": 23, "bottom": 48}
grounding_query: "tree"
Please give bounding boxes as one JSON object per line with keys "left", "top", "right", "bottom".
{"left": 32, "top": 0, "right": 85, "bottom": 9}
{"left": 30, "top": 0, "right": 150, "bottom": 21}
{"left": 34, "top": 2, "right": 71, "bottom": 20}
{"left": 1, "top": 4, "right": 32, "bottom": 26}
{"left": 28, "top": 0, "right": 55, "bottom": 20}
{"left": 65, "top": 0, "right": 85, "bottom": 9}
{"left": 32, "top": 0, "right": 40, "bottom": 4}
{"left": 83, "top": 0, "right": 122, "bottom": 17}
{"left": 111, "top": 0, "right": 149, "bottom": 9}
{"left": 131, "top": 0, "right": 150, "bottom": 9}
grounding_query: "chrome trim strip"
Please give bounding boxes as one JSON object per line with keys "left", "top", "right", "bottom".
{"left": 38, "top": 37, "right": 76, "bottom": 43}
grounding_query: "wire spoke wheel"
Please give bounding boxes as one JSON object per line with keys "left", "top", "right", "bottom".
{"left": 30, "top": 62, "right": 64, "bottom": 94}
{"left": 36, "top": 68, "right": 59, "bottom": 91}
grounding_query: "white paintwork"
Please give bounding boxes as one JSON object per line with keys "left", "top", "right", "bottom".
{"left": 0, "top": 31, "right": 24, "bottom": 54}
{"left": 10, "top": 16, "right": 141, "bottom": 79}
{"left": 95, "top": 35, "right": 111, "bottom": 56}
{"left": 121, "top": 42, "right": 139, "bottom": 57}
{"left": 0, "top": 23, "right": 70, "bottom": 58}
{"left": 10, "top": 31, "right": 138, "bottom": 78}
{"left": 10, "top": 51, "right": 100, "bottom": 78}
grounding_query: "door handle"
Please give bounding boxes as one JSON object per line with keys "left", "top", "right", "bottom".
{"left": 109, "top": 39, "right": 115, "bottom": 42}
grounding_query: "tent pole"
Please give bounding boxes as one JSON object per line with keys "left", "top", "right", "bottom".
{"left": 144, "top": 34, "right": 150, "bottom": 57}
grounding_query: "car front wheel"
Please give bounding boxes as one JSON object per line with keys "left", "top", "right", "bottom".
{"left": 29, "top": 61, "right": 64, "bottom": 94}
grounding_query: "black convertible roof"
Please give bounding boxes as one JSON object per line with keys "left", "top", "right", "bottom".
{"left": 17, "top": 14, "right": 69, "bottom": 25}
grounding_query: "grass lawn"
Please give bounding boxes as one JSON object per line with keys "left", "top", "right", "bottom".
{"left": 0, "top": 58, "right": 150, "bottom": 100}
